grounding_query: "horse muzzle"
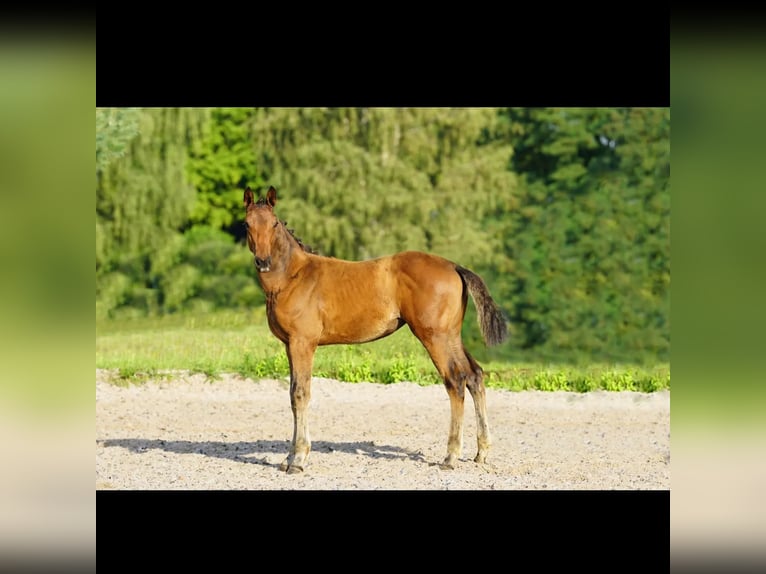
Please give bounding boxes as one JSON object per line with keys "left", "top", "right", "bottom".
{"left": 254, "top": 255, "right": 272, "bottom": 273}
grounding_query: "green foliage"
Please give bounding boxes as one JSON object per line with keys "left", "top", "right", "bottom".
{"left": 97, "top": 312, "right": 669, "bottom": 392}
{"left": 533, "top": 370, "right": 569, "bottom": 391}
{"left": 187, "top": 108, "right": 263, "bottom": 231}
{"left": 96, "top": 108, "right": 212, "bottom": 316}
{"left": 95, "top": 107, "right": 670, "bottom": 364}
{"left": 95, "top": 271, "right": 132, "bottom": 321}
{"left": 497, "top": 108, "right": 670, "bottom": 362}
{"left": 379, "top": 353, "right": 422, "bottom": 384}
{"left": 96, "top": 107, "right": 140, "bottom": 172}
{"left": 239, "top": 350, "right": 290, "bottom": 380}
{"left": 482, "top": 361, "right": 670, "bottom": 393}
{"left": 336, "top": 349, "right": 374, "bottom": 383}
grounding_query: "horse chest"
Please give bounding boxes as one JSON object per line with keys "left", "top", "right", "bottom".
{"left": 265, "top": 294, "right": 290, "bottom": 343}
{"left": 266, "top": 289, "right": 322, "bottom": 343}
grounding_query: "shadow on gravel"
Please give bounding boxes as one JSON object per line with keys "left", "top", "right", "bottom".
{"left": 100, "top": 438, "right": 426, "bottom": 467}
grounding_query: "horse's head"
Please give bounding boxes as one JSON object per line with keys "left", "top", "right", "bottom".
{"left": 243, "top": 185, "right": 281, "bottom": 273}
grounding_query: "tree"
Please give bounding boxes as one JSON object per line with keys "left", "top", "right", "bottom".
{"left": 96, "top": 108, "right": 141, "bottom": 172}
{"left": 96, "top": 108, "right": 211, "bottom": 317}
{"left": 501, "top": 107, "right": 670, "bottom": 361}
{"left": 187, "top": 107, "right": 263, "bottom": 236}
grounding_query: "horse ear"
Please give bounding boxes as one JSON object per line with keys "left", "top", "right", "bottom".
{"left": 266, "top": 186, "right": 278, "bottom": 207}
{"left": 243, "top": 187, "right": 254, "bottom": 208}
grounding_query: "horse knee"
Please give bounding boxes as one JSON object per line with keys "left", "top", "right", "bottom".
{"left": 290, "top": 384, "right": 311, "bottom": 407}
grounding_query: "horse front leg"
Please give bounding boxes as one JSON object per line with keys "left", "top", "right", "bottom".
{"left": 279, "top": 339, "right": 317, "bottom": 474}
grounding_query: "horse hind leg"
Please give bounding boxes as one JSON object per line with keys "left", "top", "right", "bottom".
{"left": 464, "top": 349, "right": 491, "bottom": 464}
{"left": 414, "top": 334, "right": 470, "bottom": 470}
{"left": 442, "top": 354, "right": 471, "bottom": 470}
{"left": 436, "top": 346, "right": 492, "bottom": 468}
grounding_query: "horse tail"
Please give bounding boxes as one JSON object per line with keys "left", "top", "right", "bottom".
{"left": 456, "top": 266, "right": 509, "bottom": 347}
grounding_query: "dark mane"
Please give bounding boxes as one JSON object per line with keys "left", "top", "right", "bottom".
{"left": 253, "top": 196, "right": 317, "bottom": 254}
{"left": 280, "top": 220, "right": 317, "bottom": 255}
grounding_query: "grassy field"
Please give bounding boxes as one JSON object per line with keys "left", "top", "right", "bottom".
{"left": 96, "top": 310, "right": 670, "bottom": 392}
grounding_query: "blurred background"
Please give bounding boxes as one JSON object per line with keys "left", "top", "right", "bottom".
{"left": 671, "top": 37, "right": 766, "bottom": 569}
{"left": 0, "top": 31, "right": 94, "bottom": 572}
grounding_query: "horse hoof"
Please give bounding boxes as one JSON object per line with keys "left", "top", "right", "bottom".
{"left": 287, "top": 464, "right": 304, "bottom": 474}
{"left": 279, "top": 461, "right": 290, "bottom": 472}
{"left": 474, "top": 453, "right": 487, "bottom": 464}
{"left": 439, "top": 456, "right": 456, "bottom": 470}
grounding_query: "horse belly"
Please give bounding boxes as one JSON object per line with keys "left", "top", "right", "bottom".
{"left": 318, "top": 305, "right": 402, "bottom": 345}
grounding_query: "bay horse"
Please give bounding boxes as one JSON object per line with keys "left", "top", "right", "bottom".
{"left": 244, "top": 185, "right": 508, "bottom": 473}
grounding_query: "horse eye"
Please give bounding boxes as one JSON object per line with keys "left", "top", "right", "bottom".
{"left": 243, "top": 221, "right": 249, "bottom": 229}
{"left": 273, "top": 221, "right": 279, "bottom": 228}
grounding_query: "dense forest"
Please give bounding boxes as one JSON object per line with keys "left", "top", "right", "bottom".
{"left": 96, "top": 108, "right": 670, "bottom": 363}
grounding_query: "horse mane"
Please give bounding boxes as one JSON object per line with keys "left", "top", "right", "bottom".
{"left": 255, "top": 197, "right": 319, "bottom": 255}
{"left": 283, "top": 222, "right": 318, "bottom": 255}
{"left": 253, "top": 196, "right": 318, "bottom": 255}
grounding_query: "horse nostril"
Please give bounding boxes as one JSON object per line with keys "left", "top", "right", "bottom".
{"left": 254, "top": 256, "right": 272, "bottom": 271}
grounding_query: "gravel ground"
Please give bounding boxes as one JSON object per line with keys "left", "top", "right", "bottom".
{"left": 95, "top": 370, "right": 670, "bottom": 490}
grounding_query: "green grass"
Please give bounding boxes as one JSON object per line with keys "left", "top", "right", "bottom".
{"left": 96, "top": 310, "right": 669, "bottom": 392}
